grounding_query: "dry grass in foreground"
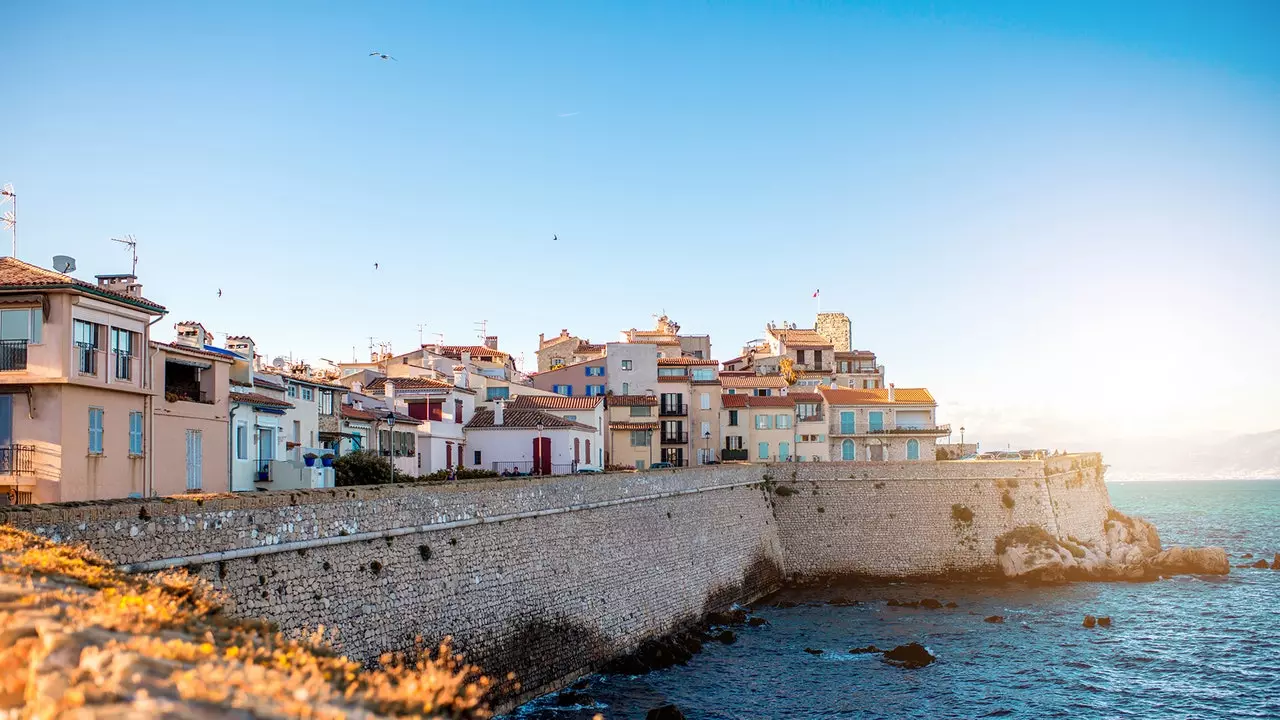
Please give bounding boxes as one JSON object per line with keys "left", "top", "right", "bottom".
{"left": 0, "top": 525, "right": 492, "bottom": 719}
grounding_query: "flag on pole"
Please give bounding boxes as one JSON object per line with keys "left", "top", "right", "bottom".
{"left": 812, "top": 289, "right": 820, "bottom": 298}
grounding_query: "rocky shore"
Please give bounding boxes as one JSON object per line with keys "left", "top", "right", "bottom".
{"left": 995, "top": 509, "right": 1230, "bottom": 582}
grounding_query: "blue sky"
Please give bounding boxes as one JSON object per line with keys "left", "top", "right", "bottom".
{"left": 7, "top": 1, "right": 1279, "bottom": 454}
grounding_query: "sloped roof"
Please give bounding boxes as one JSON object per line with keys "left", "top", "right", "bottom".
{"left": 229, "top": 392, "right": 293, "bottom": 409}
{"left": 819, "top": 387, "right": 935, "bottom": 406}
{"left": 719, "top": 374, "right": 789, "bottom": 389}
{"left": 465, "top": 408, "right": 596, "bottom": 432}
{"left": 0, "top": 257, "right": 166, "bottom": 312}
{"left": 768, "top": 327, "right": 833, "bottom": 348}
{"left": 151, "top": 341, "right": 235, "bottom": 362}
{"left": 607, "top": 395, "right": 660, "bottom": 407}
{"left": 429, "top": 345, "right": 510, "bottom": 359}
{"left": 251, "top": 373, "right": 286, "bottom": 391}
{"left": 508, "top": 395, "right": 603, "bottom": 410}
{"left": 364, "top": 376, "right": 455, "bottom": 392}
{"left": 788, "top": 392, "right": 824, "bottom": 403}
{"left": 657, "top": 357, "right": 719, "bottom": 366}
{"left": 721, "top": 395, "right": 796, "bottom": 409}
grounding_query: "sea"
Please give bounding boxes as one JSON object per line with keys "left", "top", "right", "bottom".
{"left": 508, "top": 480, "right": 1280, "bottom": 719}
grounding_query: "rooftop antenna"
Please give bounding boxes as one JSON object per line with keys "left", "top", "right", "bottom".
{"left": 111, "top": 235, "right": 138, "bottom": 275}
{"left": 473, "top": 319, "right": 488, "bottom": 341}
{"left": 416, "top": 323, "right": 427, "bottom": 346}
{"left": 0, "top": 184, "right": 15, "bottom": 257}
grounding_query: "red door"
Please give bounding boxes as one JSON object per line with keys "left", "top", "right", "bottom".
{"left": 532, "top": 437, "right": 551, "bottom": 475}
{"left": 446, "top": 442, "right": 453, "bottom": 469}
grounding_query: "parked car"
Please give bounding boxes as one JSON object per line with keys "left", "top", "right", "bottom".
{"left": 575, "top": 464, "right": 603, "bottom": 473}
{"left": 648, "top": 462, "right": 674, "bottom": 470}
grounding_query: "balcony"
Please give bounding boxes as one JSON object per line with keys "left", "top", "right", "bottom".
{"left": 796, "top": 414, "right": 825, "bottom": 423}
{"left": 721, "top": 449, "right": 749, "bottom": 461}
{"left": 833, "top": 423, "right": 952, "bottom": 436}
{"left": 76, "top": 344, "right": 103, "bottom": 377}
{"left": 0, "top": 445, "right": 36, "bottom": 475}
{"left": 164, "top": 381, "right": 210, "bottom": 404}
{"left": 659, "top": 403, "right": 688, "bottom": 417}
{"left": 660, "top": 431, "right": 689, "bottom": 444}
{"left": 0, "top": 340, "right": 28, "bottom": 371}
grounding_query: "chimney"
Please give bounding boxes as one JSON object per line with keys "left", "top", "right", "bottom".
{"left": 96, "top": 274, "right": 143, "bottom": 298}
{"left": 461, "top": 350, "right": 471, "bottom": 366}
{"left": 174, "top": 321, "right": 207, "bottom": 349}
{"left": 352, "top": 381, "right": 363, "bottom": 394}
{"left": 484, "top": 336, "right": 499, "bottom": 350}
{"left": 539, "top": 332, "right": 545, "bottom": 345}
{"left": 453, "top": 365, "right": 469, "bottom": 389}
{"left": 493, "top": 400, "right": 504, "bottom": 426}
{"left": 384, "top": 380, "right": 396, "bottom": 403}
{"left": 888, "top": 383, "right": 895, "bottom": 401}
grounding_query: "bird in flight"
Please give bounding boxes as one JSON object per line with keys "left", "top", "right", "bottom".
{"left": 217, "top": 288, "right": 222, "bottom": 298}
{"left": 374, "top": 262, "right": 380, "bottom": 270}
{"left": 369, "top": 52, "right": 397, "bottom": 61}
{"left": 553, "top": 234, "right": 558, "bottom": 242}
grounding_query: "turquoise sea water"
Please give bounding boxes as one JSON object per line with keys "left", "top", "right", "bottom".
{"left": 511, "top": 480, "right": 1280, "bottom": 719}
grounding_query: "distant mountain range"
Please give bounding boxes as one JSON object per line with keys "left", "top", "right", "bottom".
{"left": 1101, "top": 429, "right": 1280, "bottom": 481}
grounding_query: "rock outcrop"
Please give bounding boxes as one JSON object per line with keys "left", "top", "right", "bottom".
{"left": 881, "top": 643, "right": 936, "bottom": 669}
{"left": 995, "top": 510, "right": 1228, "bottom": 582}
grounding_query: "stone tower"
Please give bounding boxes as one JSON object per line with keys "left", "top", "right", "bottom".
{"left": 815, "top": 312, "right": 852, "bottom": 352}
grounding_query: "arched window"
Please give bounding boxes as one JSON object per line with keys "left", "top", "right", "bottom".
{"left": 841, "top": 439, "right": 855, "bottom": 461}
{"left": 907, "top": 439, "right": 920, "bottom": 461}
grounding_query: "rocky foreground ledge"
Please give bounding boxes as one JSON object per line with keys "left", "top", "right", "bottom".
{"left": 0, "top": 526, "right": 493, "bottom": 720}
{"left": 996, "top": 509, "right": 1230, "bottom": 582}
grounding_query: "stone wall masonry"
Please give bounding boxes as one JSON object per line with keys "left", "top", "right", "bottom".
{"left": 0, "top": 454, "right": 1110, "bottom": 705}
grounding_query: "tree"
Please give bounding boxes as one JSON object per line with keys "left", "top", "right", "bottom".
{"left": 333, "top": 450, "right": 410, "bottom": 487}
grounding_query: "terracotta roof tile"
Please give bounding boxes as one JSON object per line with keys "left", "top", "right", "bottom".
{"left": 508, "top": 395, "right": 603, "bottom": 410}
{"left": 788, "top": 392, "right": 824, "bottom": 403}
{"left": 339, "top": 403, "right": 419, "bottom": 423}
{"left": 609, "top": 421, "right": 659, "bottom": 431}
{"left": 835, "top": 350, "right": 878, "bottom": 359}
{"left": 0, "top": 257, "right": 165, "bottom": 312}
{"left": 428, "top": 345, "right": 510, "bottom": 359}
{"left": 229, "top": 392, "right": 294, "bottom": 409}
{"left": 152, "top": 341, "right": 235, "bottom": 362}
{"left": 819, "top": 387, "right": 935, "bottom": 405}
{"left": 364, "top": 376, "right": 455, "bottom": 392}
{"left": 768, "top": 327, "right": 833, "bottom": 348}
{"left": 251, "top": 374, "right": 286, "bottom": 391}
{"left": 719, "top": 374, "right": 789, "bottom": 389}
{"left": 657, "top": 357, "right": 719, "bottom": 366}
{"left": 606, "top": 395, "right": 659, "bottom": 407}
{"left": 721, "top": 395, "right": 795, "bottom": 408}
{"left": 465, "top": 408, "right": 596, "bottom": 431}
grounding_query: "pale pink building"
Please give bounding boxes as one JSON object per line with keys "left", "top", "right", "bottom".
{"left": 0, "top": 258, "right": 165, "bottom": 503}
{"left": 149, "top": 321, "right": 235, "bottom": 495}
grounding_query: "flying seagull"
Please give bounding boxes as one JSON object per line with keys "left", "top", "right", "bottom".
{"left": 374, "top": 262, "right": 379, "bottom": 270}
{"left": 217, "top": 288, "right": 222, "bottom": 298}
{"left": 553, "top": 234, "right": 558, "bottom": 242}
{"left": 369, "top": 52, "right": 397, "bottom": 61}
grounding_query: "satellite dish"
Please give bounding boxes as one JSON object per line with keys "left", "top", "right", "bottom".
{"left": 53, "top": 255, "right": 77, "bottom": 273}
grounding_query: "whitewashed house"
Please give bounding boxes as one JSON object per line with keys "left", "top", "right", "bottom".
{"left": 506, "top": 395, "right": 605, "bottom": 468}
{"left": 463, "top": 401, "right": 598, "bottom": 475}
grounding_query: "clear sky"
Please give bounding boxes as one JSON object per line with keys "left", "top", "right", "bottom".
{"left": 7, "top": 1, "right": 1279, "bottom": 455}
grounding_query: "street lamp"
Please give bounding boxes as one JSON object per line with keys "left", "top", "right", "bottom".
{"left": 703, "top": 430, "right": 711, "bottom": 465}
{"left": 386, "top": 412, "right": 397, "bottom": 484}
{"left": 535, "top": 422, "right": 545, "bottom": 475}
{"left": 960, "top": 425, "right": 966, "bottom": 449}
{"left": 647, "top": 427, "right": 654, "bottom": 468}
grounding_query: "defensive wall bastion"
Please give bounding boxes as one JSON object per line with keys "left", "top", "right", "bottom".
{"left": 0, "top": 454, "right": 1109, "bottom": 705}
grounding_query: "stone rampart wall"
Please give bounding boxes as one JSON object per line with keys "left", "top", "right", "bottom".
{"left": 0, "top": 455, "right": 1109, "bottom": 703}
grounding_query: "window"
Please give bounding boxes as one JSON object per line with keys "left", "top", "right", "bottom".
{"left": 621, "top": 360, "right": 633, "bottom": 371}
{"left": 796, "top": 350, "right": 805, "bottom": 364}
{"left": 552, "top": 384, "right": 572, "bottom": 396}
{"left": 635, "top": 460, "right": 645, "bottom": 469}
{"left": 474, "top": 450, "right": 482, "bottom": 465}
{"left": 799, "top": 434, "right": 822, "bottom": 442}
{"left": 320, "top": 391, "right": 334, "bottom": 415}
{"left": 814, "top": 350, "right": 822, "bottom": 366}
{"left": 74, "top": 320, "right": 100, "bottom": 374}
{"left": 128, "top": 411, "right": 144, "bottom": 455}
{"left": 692, "top": 368, "right": 715, "bottom": 381}
{"left": 550, "top": 357, "right": 565, "bottom": 369}
{"left": 658, "top": 367, "right": 686, "bottom": 377}
{"left": 88, "top": 407, "right": 104, "bottom": 454}
{"left": 302, "top": 387, "right": 314, "bottom": 401}
{"left": 258, "top": 427, "right": 275, "bottom": 461}
{"left": 869, "top": 411, "right": 884, "bottom": 431}
{"left": 776, "top": 414, "right": 792, "bottom": 429}
{"left": 757, "top": 441, "right": 769, "bottom": 460}
{"left": 841, "top": 439, "right": 855, "bottom": 460}
{"left": 840, "top": 411, "right": 855, "bottom": 434}
{"left": 779, "top": 442, "right": 790, "bottom": 461}
{"left": 755, "top": 414, "right": 771, "bottom": 430}
{"left": 455, "top": 399, "right": 464, "bottom": 423}
{"left": 586, "top": 384, "right": 605, "bottom": 396}
{"left": 429, "top": 401, "right": 444, "bottom": 421}
{"left": 287, "top": 384, "right": 297, "bottom": 398}
{"left": 728, "top": 410, "right": 738, "bottom": 426}
{"left": 0, "top": 308, "right": 41, "bottom": 343}
{"left": 236, "top": 423, "right": 248, "bottom": 459}
{"left": 755, "top": 389, "right": 771, "bottom": 397}
{"left": 486, "top": 386, "right": 509, "bottom": 401}
{"left": 585, "top": 366, "right": 604, "bottom": 377}
{"left": 699, "top": 393, "right": 710, "bottom": 410}
{"left": 700, "top": 421, "right": 710, "bottom": 438}
{"left": 725, "top": 435, "right": 744, "bottom": 450}
{"left": 631, "top": 430, "right": 650, "bottom": 447}
{"left": 621, "top": 382, "right": 629, "bottom": 394}
{"left": 907, "top": 439, "right": 920, "bottom": 460}
{"left": 564, "top": 415, "right": 577, "bottom": 422}
{"left": 630, "top": 405, "right": 651, "bottom": 417}
{"left": 796, "top": 403, "right": 819, "bottom": 420}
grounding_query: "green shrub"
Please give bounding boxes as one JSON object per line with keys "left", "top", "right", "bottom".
{"left": 333, "top": 451, "right": 412, "bottom": 487}
{"left": 416, "top": 467, "right": 500, "bottom": 482}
